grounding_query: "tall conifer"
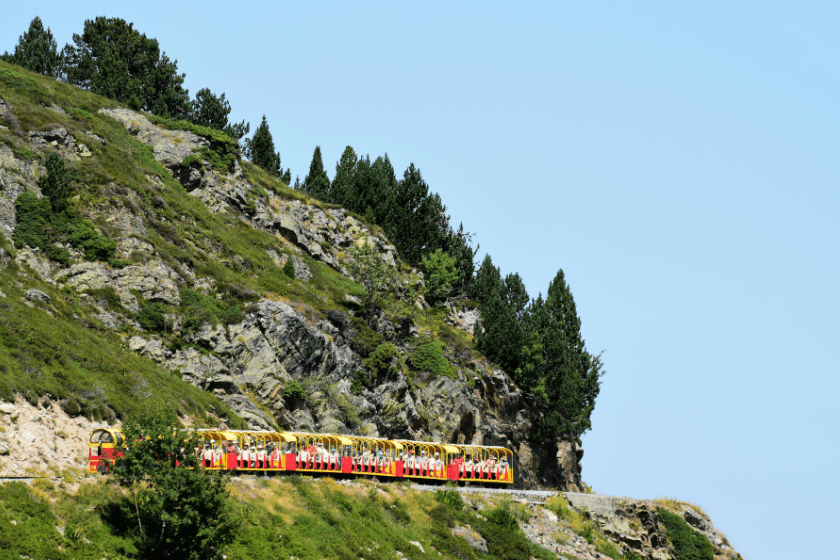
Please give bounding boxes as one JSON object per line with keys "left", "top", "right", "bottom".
{"left": 245, "top": 115, "right": 282, "bottom": 178}
{"left": 331, "top": 146, "right": 358, "bottom": 206}
{"left": 1, "top": 17, "right": 64, "bottom": 77}
{"left": 303, "top": 146, "right": 330, "bottom": 200}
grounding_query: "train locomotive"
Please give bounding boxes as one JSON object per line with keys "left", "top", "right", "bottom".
{"left": 88, "top": 428, "right": 514, "bottom": 485}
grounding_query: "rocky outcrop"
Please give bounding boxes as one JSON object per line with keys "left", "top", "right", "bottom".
{"left": 55, "top": 260, "right": 182, "bottom": 305}
{"left": 99, "top": 106, "right": 399, "bottom": 274}
{"left": 0, "top": 143, "right": 45, "bottom": 236}
{"left": 98, "top": 108, "right": 208, "bottom": 169}
{"left": 0, "top": 397, "right": 114, "bottom": 477}
{"left": 29, "top": 127, "right": 92, "bottom": 160}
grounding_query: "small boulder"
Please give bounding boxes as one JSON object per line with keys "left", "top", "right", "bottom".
{"left": 451, "top": 527, "right": 488, "bottom": 554}
{"left": 25, "top": 288, "right": 51, "bottom": 303}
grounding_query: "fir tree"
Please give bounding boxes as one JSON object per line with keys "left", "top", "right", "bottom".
{"left": 331, "top": 146, "right": 358, "bottom": 206}
{"left": 475, "top": 272, "right": 530, "bottom": 378}
{"left": 302, "top": 146, "right": 330, "bottom": 200}
{"left": 189, "top": 88, "right": 250, "bottom": 140}
{"left": 245, "top": 115, "right": 282, "bottom": 178}
{"left": 1, "top": 16, "right": 64, "bottom": 77}
{"left": 281, "top": 168, "right": 291, "bottom": 184}
{"left": 530, "top": 269, "right": 603, "bottom": 440}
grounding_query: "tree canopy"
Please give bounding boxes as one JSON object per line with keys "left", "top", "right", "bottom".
{"left": 244, "top": 115, "right": 286, "bottom": 179}
{"left": 303, "top": 145, "right": 330, "bottom": 199}
{"left": 63, "top": 17, "right": 190, "bottom": 118}
{"left": 189, "top": 88, "right": 250, "bottom": 141}
{"left": 1, "top": 16, "right": 64, "bottom": 77}
{"left": 114, "top": 406, "right": 239, "bottom": 559}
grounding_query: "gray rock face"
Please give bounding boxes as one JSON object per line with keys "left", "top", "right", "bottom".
{"left": 100, "top": 107, "right": 399, "bottom": 276}
{"left": 451, "top": 526, "right": 488, "bottom": 554}
{"left": 0, "top": 144, "right": 45, "bottom": 236}
{"left": 267, "top": 249, "right": 312, "bottom": 281}
{"left": 98, "top": 108, "right": 208, "bottom": 168}
{"left": 29, "top": 128, "right": 91, "bottom": 159}
{"left": 55, "top": 260, "right": 182, "bottom": 304}
{"left": 125, "top": 297, "right": 579, "bottom": 489}
{"left": 15, "top": 249, "right": 54, "bottom": 284}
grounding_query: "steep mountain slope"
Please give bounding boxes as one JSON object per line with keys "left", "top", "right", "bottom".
{"left": 0, "top": 60, "right": 582, "bottom": 490}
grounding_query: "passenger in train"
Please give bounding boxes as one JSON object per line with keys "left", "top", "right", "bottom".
{"left": 256, "top": 444, "right": 266, "bottom": 468}
{"left": 213, "top": 443, "right": 222, "bottom": 467}
{"left": 329, "top": 446, "right": 338, "bottom": 469}
{"left": 420, "top": 450, "right": 428, "bottom": 475}
{"left": 306, "top": 442, "right": 317, "bottom": 468}
{"left": 270, "top": 443, "right": 281, "bottom": 468}
{"left": 203, "top": 443, "right": 213, "bottom": 467}
{"left": 488, "top": 455, "right": 497, "bottom": 478}
{"left": 434, "top": 452, "right": 442, "bottom": 475}
{"left": 498, "top": 455, "right": 508, "bottom": 477}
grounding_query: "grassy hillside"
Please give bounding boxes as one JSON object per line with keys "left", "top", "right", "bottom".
{"left": 0, "top": 477, "right": 553, "bottom": 560}
{"left": 0, "top": 59, "right": 481, "bottom": 423}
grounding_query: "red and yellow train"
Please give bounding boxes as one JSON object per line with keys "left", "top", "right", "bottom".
{"left": 88, "top": 428, "right": 514, "bottom": 485}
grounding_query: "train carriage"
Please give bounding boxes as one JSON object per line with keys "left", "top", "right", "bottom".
{"left": 346, "top": 436, "right": 402, "bottom": 477}
{"left": 88, "top": 428, "right": 514, "bottom": 485}
{"left": 88, "top": 428, "right": 122, "bottom": 473}
{"left": 453, "top": 445, "right": 513, "bottom": 483}
{"left": 396, "top": 440, "right": 457, "bottom": 481}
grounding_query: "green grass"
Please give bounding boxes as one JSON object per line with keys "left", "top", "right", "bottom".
{"left": 0, "top": 477, "right": 565, "bottom": 560}
{"left": 656, "top": 510, "right": 714, "bottom": 560}
{"left": 0, "top": 260, "right": 243, "bottom": 426}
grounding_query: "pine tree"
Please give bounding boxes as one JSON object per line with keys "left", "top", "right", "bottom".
{"left": 293, "top": 175, "right": 301, "bottom": 190}
{"left": 188, "top": 88, "right": 250, "bottom": 141}
{"left": 475, "top": 268, "right": 530, "bottom": 378}
{"left": 245, "top": 115, "right": 282, "bottom": 178}
{"left": 530, "top": 269, "right": 603, "bottom": 441}
{"left": 63, "top": 17, "right": 190, "bottom": 118}
{"left": 382, "top": 163, "right": 445, "bottom": 264}
{"left": 190, "top": 88, "right": 231, "bottom": 130}
{"left": 1, "top": 16, "right": 64, "bottom": 77}
{"left": 331, "top": 146, "right": 358, "bottom": 206}
{"left": 303, "top": 146, "right": 330, "bottom": 200}
{"left": 281, "top": 168, "right": 291, "bottom": 184}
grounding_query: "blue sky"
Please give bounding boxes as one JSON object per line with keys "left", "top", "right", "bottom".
{"left": 3, "top": 2, "right": 839, "bottom": 558}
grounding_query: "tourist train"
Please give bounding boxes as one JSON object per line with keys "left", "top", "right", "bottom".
{"left": 88, "top": 428, "right": 514, "bottom": 484}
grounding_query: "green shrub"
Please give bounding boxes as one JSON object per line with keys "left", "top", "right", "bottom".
{"left": 434, "top": 489, "right": 464, "bottom": 511}
{"left": 12, "top": 193, "right": 50, "bottom": 250}
{"left": 485, "top": 506, "right": 520, "bottom": 532}
{"left": 282, "top": 257, "right": 295, "bottom": 279}
{"left": 39, "top": 151, "right": 74, "bottom": 211}
{"left": 420, "top": 249, "right": 458, "bottom": 303}
{"left": 67, "top": 221, "right": 116, "bottom": 261}
{"left": 656, "top": 510, "right": 714, "bottom": 560}
{"left": 576, "top": 521, "right": 596, "bottom": 544}
{"left": 361, "top": 343, "right": 406, "bottom": 380}
{"left": 138, "top": 302, "right": 166, "bottom": 332}
{"left": 283, "top": 380, "right": 306, "bottom": 401}
{"left": 409, "top": 338, "right": 454, "bottom": 377}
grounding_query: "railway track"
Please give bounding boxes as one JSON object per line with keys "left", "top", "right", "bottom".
{"left": 411, "top": 483, "right": 560, "bottom": 504}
